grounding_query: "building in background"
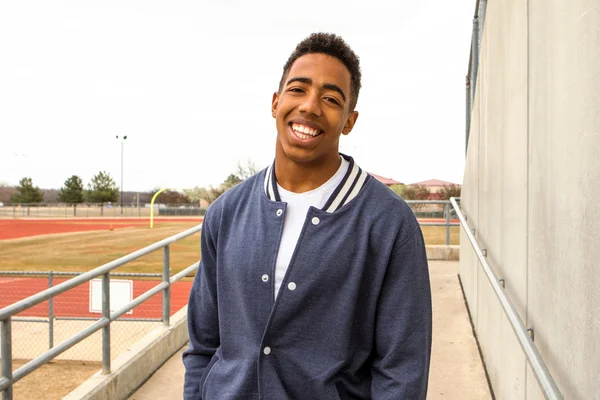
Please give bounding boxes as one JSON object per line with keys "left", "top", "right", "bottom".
{"left": 408, "top": 179, "right": 461, "bottom": 200}
{"left": 368, "top": 173, "right": 403, "bottom": 187}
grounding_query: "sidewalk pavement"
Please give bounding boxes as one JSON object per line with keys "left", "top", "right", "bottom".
{"left": 129, "top": 261, "right": 491, "bottom": 400}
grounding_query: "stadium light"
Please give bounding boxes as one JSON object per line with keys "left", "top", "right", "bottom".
{"left": 116, "top": 135, "right": 128, "bottom": 214}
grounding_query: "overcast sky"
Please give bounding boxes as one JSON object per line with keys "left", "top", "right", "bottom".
{"left": 0, "top": 1, "right": 474, "bottom": 192}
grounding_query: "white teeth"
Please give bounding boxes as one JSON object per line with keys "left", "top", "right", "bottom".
{"left": 292, "top": 123, "right": 319, "bottom": 137}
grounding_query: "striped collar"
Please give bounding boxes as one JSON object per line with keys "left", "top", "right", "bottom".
{"left": 263, "top": 154, "right": 371, "bottom": 213}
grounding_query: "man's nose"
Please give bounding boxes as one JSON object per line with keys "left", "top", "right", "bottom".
{"left": 298, "top": 92, "right": 322, "bottom": 117}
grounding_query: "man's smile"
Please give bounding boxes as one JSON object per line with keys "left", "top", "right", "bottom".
{"left": 288, "top": 118, "right": 324, "bottom": 141}
{"left": 290, "top": 123, "right": 322, "bottom": 140}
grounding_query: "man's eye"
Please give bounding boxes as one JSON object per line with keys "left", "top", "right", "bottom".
{"left": 325, "top": 97, "right": 340, "bottom": 105}
{"left": 288, "top": 88, "right": 304, "bottom": 93}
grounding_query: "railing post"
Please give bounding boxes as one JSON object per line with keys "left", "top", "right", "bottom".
{"left": 102, "top": 272, "right": 111, "bottom": 374}
{"left": 48, "top": 271, "right": 54, "bottom": 349}
{"left": 445, "top": 202, "right": 451, "bottom": 245}
{"left": 163, "top": 246, "right": 171, "bottom": 327}
{"left": 1, "top": 317, "right": 13, "bottom": 400}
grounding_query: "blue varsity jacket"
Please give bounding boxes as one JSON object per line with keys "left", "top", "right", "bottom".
{"left": 183, "top": 155, "right": 432, "bottom": 399}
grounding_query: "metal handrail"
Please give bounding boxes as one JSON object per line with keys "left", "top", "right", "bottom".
{"left": 0, "top": 225, "right": 199, "bottom": 321}
{"left": 0, "top": 224, "right": 202, "bottom": 399}
{"left": 406, "top": 199, "right": 460, "bottom": 245}
{"left": 0, "top": 271, "right": 162, "bottom": 277}
{"left": 449, "top": 198, "right": 563, "bottom": 399}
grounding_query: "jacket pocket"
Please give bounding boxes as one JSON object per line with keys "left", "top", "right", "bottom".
{"left": 201, "top": 354, "right": 220, "bottom": 399}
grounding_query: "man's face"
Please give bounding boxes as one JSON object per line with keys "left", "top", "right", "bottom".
{"left": 272, "top": 53, "right": 358, "bottom": 166}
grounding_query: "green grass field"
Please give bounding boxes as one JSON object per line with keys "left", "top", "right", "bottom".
{"left": 0, "top": 224, "right": 459, "bottom": 274}
{"left": 423, "top": 226, "right": 460, "bottom": 246}
{"left": 0, "top": 222, "right": 201, "bottom": 275}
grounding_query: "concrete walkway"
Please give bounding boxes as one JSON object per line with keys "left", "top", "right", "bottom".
{"left": 129, "top": 261, "right": 491, "bottom": 399}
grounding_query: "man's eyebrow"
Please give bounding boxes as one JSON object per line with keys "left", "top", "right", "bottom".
{"left": 286, "top": 76, "right": 347, "bottom": 102}
{"left": 286, "top": 76, "right": 312, "bottom": 86}
{"left": 323, "top": 83, "right": 346, "bottom": 102}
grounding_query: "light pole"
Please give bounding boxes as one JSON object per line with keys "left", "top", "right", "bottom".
{"left": 116, "top": 135, "right": 127, "bottom": 214}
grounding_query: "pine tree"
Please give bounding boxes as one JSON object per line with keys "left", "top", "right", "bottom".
{"left": 86, "top": 171, "right": 119, "bottom": 215}
{"left": 10, "top": 177, "right": 44, "bottom": 204}
{"left": 58, "top": 175, "right": 85, "bottom": 216}
{"left": 10, "top": 177, "right": 43, "bottom": 216}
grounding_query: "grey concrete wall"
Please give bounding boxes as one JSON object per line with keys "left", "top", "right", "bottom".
{"left": 461, "top": 0, "right": 600, "bottom": 398}
{"left": 64, "top": 307, "right": 189, "bottom": 400}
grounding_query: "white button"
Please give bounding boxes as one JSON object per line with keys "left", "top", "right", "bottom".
{"left": 311, "top": 217, "right": 320, "bottom": 225}
{"left": 261, "top": 274, "right": 269, "bottom": 282}
{"left": 263, "top": 346, "right": 271, "bottom": 355}
{"left": 288, "top": 282, "right": 296, "bottom": 291}
{"left": 276, "top": 209, "right": 283, "bottom": 216}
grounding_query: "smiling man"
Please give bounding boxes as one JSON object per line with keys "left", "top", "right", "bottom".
{"left": 183, "top": 33, "right": 432, "bottom": 400}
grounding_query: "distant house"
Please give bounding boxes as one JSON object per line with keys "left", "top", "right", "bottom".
{"left": 408, "top": 179, "right": 461, "bottom": 200}
{"left": 369, "top": 173, "right": 403, "bottom": 187}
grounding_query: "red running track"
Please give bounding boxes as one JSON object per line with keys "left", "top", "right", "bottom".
{"left": 0, "top": 218, "right": 202, "bottom": 240}
{"left": 0, "top": 277, "right": 192, "bottom": 319}
{"left": 0, "top": 218, "right": 200, "bottom": 318}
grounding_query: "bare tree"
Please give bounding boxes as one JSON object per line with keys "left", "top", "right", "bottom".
{"left": 184, "top": 186, "right": 224, "bottom": 206}
{"left": 149, "top": 189, "right": 190, "bottom": 205}
{"left": 0, "top": 184, "right": 15, "bottom": 203}
{"left": 438, "top": 184, "right": 462, "bottom": 200}
{"left": 403, "top": 185, "right": 431, "bottom": 211}
{"left": 236, "top": 159, "right": 258, "bottom": 180}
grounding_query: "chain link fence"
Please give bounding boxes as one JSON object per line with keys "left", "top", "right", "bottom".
{"left": 0, "top": 203, "right": 206, "bottom": 219}
{"left": 0, "top": 271, "right": 192, "bottom": 363}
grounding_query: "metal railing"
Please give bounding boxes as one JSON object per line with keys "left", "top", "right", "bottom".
{"left": 449, "top": 198, "right": 563, "bottom": 399}
{"left": 407, "top": 200, "right": 460, "bottom": 245}
{"left": 0, "top": 224, "right": 202, "bottom": 400}
{"left": 0, "top": 271, "right": 164, "bottom": 351}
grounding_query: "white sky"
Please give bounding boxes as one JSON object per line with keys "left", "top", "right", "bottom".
{"left": 0, "top": 1, "right": 473, "bottom": 191}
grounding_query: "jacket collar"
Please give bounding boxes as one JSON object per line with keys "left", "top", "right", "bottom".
{"left": 263, "top": 154, "right": 370, "bottom": 213}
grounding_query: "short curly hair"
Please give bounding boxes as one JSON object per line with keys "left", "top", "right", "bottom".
{"left": 278, "top": 32, "right": 362, "bottom": 112}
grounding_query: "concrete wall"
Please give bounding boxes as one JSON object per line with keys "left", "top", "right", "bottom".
{"left": 64, "top": 307, "right": 189, "bottom": 400}
{"left": 461, "top": 0, "right": 600, "bottom": 398}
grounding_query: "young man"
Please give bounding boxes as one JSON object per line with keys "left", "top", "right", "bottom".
{"left": 183, "top": 33, "right": 432, "bottom": 399}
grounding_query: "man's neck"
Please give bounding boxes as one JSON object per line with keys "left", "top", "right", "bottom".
{"left": 274, "top": 152, "right": 342, "bottom": 194}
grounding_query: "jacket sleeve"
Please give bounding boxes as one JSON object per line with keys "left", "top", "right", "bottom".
{"left": 371, "top": 226, "right": 432, "bottom": 400}
{"left": 182, "top": 210, "right": 220, "bottom": 399}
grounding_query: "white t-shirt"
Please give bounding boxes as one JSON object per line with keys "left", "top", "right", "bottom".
{"left": 274, "top": 157, "right": 350, "bottom": 299}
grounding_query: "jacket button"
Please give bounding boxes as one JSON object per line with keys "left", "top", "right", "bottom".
{"left": 311, "top": 217, "right": 320, "bottom": 225}
{"left": 288, "top": 282, "right": 296, "bottom": 291}
{"left": 276, "top": 209, "right": 283, "bottom": 216}
{"left": 263, "top": 346, "right": 271, "bottom": 355}
{"left": 261, "top": 274, "right": 269, "bottom": 282}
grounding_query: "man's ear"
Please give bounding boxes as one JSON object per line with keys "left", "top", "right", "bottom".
{"left": 342, "top": 111, "right": 359, "bottom": 136}
{"left": 272, "top": 92, "right": 280, "bottom": 118}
